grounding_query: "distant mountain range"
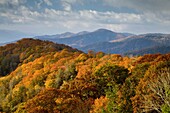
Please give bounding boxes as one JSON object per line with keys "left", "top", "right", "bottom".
{"left": 80, "top": 33, "right": 170, "bottom": 54}
{"left": 35, "top": 29, "right": 132, "bottom": 48}
{"left": 34, "top": 29, "right": 170, "bottom": 55}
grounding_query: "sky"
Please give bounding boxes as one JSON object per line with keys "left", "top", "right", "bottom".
{"left": 0, "top": 0, "right": 170, "bottom": 39}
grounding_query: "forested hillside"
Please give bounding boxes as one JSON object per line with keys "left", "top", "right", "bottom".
{"left": 0, "top": 38, "right": 80, "bottom": 77}
{"left": 0, "top": 38, "right": 170, "bottom": 113}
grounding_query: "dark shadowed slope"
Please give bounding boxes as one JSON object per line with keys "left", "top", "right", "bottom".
{"left": 80, "top": 33, "right": 170, "bottom": 54}
{"left": 125, "top": 46, "right": 170, "bottom": 56}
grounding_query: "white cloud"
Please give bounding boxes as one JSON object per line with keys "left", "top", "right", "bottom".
{"left": 78, "top": 10, "right": 142, "bottom": 24}
{"left": 35, "top": 9, "right": 145, "bottom": 33}
{"left": 60, "top": 0, "right": 84, "bottom": 11}
{"left": 0, "top": 0, "right": 26, "bottom": 5}
{"left": 44, "top": 0, "right": 52, "bottom": 6}
{"left": 0, "top": 5, "right": 41, "bottom": 24}
{"left": 61, "top": 2, "right": 72, "bottom": 11}
{"left": 0, "top": 6, "right": 152, "bottom": 33}
{"left": 11, "top": 0, "right": 19, "bottom": 5}
{"left": 37, "top": 0, "right": 43, "bottom": 9}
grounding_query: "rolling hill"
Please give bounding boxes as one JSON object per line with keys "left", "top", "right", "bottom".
{"left": 0, "top": 38, "right": 80, "bottom": 77}
{"left": 0, "top": 38, "right": 170, "bottom": 113}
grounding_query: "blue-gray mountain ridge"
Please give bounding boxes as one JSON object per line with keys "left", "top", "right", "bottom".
{"left": 35, "top": 29, "right": 170, "bottom": 55}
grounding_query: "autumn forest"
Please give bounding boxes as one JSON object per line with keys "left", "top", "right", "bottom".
{"left": 0, "top": 38, "right": 170, "bottom": 113}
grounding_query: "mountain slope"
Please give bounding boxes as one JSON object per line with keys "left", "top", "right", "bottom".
{"left": 35, "top": 32, "right": 75, "bottom": 39}
{"left": 81, "top": 33, "right": 170, "bottom": 54}
{"left": 0, "top": 38, "right": 80, "bottom": 76}
{"left": 35, "top": 30, "right": 170, "bottom": 55}
{"left": 0, "top": 41, "right": 170, "bottom": 112}
{"left": 35, "top": 29, "right": 131, "bottom": 48}
{"left": 125, "top": 46, "right": 170, "bottom": 56}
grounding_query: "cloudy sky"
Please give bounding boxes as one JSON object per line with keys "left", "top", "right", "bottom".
{"left": 0, "top": 0, "right": 170, "bottom": 37}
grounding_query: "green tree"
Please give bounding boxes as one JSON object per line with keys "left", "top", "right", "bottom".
{"left": 95, "top": 64, "right": 129, "bottom": 95}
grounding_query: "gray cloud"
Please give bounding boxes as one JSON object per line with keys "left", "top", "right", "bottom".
{"left": 0, "top": 0, "right": 170, "bottom": 35}
{"left": 60, "top": 0, "right": 81, "bottom": 4}
{"left": 105, "top": 0, "right": 170, "bottom": 12}
{"left": 105, "top": 0, "right": 170, "bottom": 23}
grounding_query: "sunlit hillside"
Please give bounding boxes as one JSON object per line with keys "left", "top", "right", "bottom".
{"left": 0, "top": 38, "right": 170, "bottom": 113}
